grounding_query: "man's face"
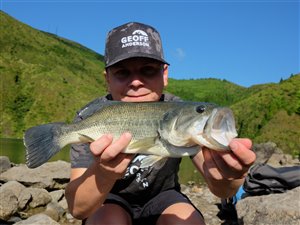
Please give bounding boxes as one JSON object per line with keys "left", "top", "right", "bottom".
{"left": 105, "top": 58, "right": 168, "bottom": 102}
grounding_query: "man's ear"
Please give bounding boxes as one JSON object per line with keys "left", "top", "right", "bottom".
{"left": 103, "top": 69, "right": 110, "bottom": 92}
{"left": 163, "top": 64, "right": 169, "bottom": 87}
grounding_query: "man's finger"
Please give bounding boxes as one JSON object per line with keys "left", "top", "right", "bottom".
{"left": 229, "top": 139, "right": 256, "bottom": 166}
{"left": 90, "top": 134, "right": 113, "bottom": 156}
{"left": 100, "top": 132, "right": 132, "bottom": 161}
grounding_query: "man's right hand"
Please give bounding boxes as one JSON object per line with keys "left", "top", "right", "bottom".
{"left": 66, "top": 132, "right": 134, "bottom": 219}
{"left": 90, "top": 132, "right": 134, "bottom": 181}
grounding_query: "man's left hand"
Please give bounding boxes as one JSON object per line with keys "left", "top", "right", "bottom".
{"left": 202, "top": 138, "right": 256, "bottom": 181}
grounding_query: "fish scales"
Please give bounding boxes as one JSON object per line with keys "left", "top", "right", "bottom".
{"left": 65, "top": 101, "right": 182, "bottom": 141}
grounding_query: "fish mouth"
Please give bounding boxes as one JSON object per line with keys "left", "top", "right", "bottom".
{"left": 194, "top": 108, "right": 237, "bottom": 151}
{"left": 205, "top": 108, "right": 238, "bottom": 150}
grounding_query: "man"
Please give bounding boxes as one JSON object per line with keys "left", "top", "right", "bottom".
{"left": 65, "top": 22, "right": 256, "bottom": 225}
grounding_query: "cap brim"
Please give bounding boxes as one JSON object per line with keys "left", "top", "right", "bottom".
{"left": 105, "top": 52, "right": 169, "bottom": 68}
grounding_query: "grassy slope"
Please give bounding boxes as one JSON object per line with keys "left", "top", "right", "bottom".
{"left": 232, "top": 75, "right": 300, "bottom": 155}
{"left": 166, "top": 78, "right": 247, "bottom": 106}
{"left": 0, "top": 11, "right": 106, "bottom": 137}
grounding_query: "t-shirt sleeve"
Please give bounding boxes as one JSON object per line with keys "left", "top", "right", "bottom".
{"left": 69, "top": 113, "right": 94, "bottom": 168}
{"left": 70, "top": 142, "right": 94, "bottom": 168}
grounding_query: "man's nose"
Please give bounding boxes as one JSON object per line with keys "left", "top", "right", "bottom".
{"left": 129, "top": 73, "right": 144, "bottom": 87}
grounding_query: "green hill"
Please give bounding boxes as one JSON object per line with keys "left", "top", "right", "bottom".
{"left": 0, "top": 11, "right": 106, "bottom": 137}
{"left": 232, "top": 75, "right": 300, "bottom": 155}
{"left": 1, "top": 11, "right": 299, "bottom": 156}
{"left": 166, "top": 78, "right": 247, "bottom": 106}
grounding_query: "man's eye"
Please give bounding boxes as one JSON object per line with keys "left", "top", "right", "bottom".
{"left": 114, "top": 70, "right": 130, "bottom": 79}
{"left": 140, "top": 66, "right": 161, "bottom": 76}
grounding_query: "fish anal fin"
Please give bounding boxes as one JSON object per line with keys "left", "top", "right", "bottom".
{"left": 140, "top": 155, "right": 167, "bottom": 169}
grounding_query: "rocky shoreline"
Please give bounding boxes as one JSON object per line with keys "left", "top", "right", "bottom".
{"left": 1, "top": 142, "right": 299, "bottom": 225}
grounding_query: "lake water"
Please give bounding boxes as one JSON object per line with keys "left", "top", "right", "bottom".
{"left": 0, "top": 138, "right": 204, "bottom": 184}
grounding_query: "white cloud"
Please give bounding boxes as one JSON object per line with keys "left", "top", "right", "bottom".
{"left": 174, "top": 48, "right": 186, "bottom": 61}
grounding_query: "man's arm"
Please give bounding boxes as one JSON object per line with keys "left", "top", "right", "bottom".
{"left": 192, "top": 138, "right": 256, "bottom": 198}
{"left": 65, "top": 133, "right": 133, "bottom": 219}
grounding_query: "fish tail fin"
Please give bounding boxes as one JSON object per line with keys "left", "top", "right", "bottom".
{"left": 24, "top": 122, "right": 66, "bottom": 168}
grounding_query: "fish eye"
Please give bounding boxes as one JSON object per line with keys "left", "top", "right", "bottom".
{"left": 196, "top": 105, "right": 205, "bottom": 113}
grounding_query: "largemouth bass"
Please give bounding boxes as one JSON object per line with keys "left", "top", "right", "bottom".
{"left": 24, "top": 101, "right": 238, "bottom": 168}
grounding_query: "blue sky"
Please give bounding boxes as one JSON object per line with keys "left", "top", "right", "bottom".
{"left": 1, "top": 0, "right": 299, "bottom": 87}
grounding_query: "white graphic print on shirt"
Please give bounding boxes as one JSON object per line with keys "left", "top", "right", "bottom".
{"left": 124, "top": 155, "right": 151, "bottom": 189}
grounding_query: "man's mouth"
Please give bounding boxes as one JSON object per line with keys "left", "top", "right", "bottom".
{"left": 126, "top": 93, "right": 149, "bottom": 98}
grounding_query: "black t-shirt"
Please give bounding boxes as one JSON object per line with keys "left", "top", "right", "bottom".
{"left": 70, "top": 93, "right": 183, "bottom": 205}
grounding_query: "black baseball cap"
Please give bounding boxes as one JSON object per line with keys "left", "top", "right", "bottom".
{"left": 104, "top": 22, "right": 169, "bottom": 68}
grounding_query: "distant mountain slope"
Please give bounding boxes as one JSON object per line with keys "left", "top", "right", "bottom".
{"left": 166, "top": 78, "right": 277, "bottom": 106}
{"left": 232, "top": 74, "right": 300, "bottom": 155}
{"left": 0, "top": 11, "right": 106, "bottom": 137}
{"left": 1, "top": 11, "right": 299, "bottom": 156}
{"left": 166, "top": 78, "right": 247, "bottom": 106}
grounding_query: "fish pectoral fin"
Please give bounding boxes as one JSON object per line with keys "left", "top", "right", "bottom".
{"left": 127, "top": 137, "right": 169, "bottom": 168}
{"left": 78, "top": 133, "right": 95, "bottom": 142}
{"left": 140, "top": 155, "right": 167, "bottom": 169}
{"left": 127, "top": 137, "right": 157, "bottom": 153}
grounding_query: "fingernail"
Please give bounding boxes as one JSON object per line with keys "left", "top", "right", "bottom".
{"left": 104, "top": 134, "right": 113, "bottom": 141}
{"left": 230, "top": 140, "right": 238, "bottom": 151}
{"left": 124, "top": 132, "right": 132, "bottom": 139}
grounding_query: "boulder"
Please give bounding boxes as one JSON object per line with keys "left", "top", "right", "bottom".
{"left": 0, "top": 160, "right": 70, "bottom": 189}
{"left": 252, "top": 141, "right": 298, "bottom": 166}
{"left": 0, "top": 180, "right": 26, "bottom": 198}
{"left": 14, "top": 213, "right": 60, "bottom": 225}
{"left": 19, "top": 187, "right": 52, "bottom": 209}
{"left": 236, "top": 186, "right": 300, "bottom": 225}
{"left": 0, "top": 156, "right": 11, "bottom": 173}
{"left": 0, "top": 188, "right": 18, "bottom": 220}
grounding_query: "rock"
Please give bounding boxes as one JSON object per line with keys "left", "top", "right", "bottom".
{"left": 7, "top": 216, "right": 23, "bottom": 223}
{"left": 236, "top": 186, "right": 300, "bottom": 225}
{"left": 267, "top": 152, "right": 295, "bottom": 167}
{"left": 0, "top": 188, "right": 18, "bottom": 220}
{"left": 44, "top": 202, "right": 65, "bottom": 222}
{"left": 0, "top": 160, "right": 81, "bottom": 225}
{"left": 14, "top": 213, "right": 60, "bottom": 225}
{"left": 0, "top": 180, "right": 26, "bottom": 198}
{"left": 0, "top": 161, "right": 70, "bottom": 189}
{"left": 0, "top": 156, "right": 11, "bottom": 173}
{"left": 50, "top": 190, "right": 65, "bottom": 202}
{"left": 0, "top": 181, "right": 28, "bottom": 213}
{"left": 19, "top": 187, "right": 52, "bottom": 209}
{"left": 252, "top": 141, "right": 299, "bottom": 167}
{"left": 58, "top": 197, "right": 68, "bottom": 211}
{"left": 252, "top": 142, "right": 281, "bottom": 163}
{"left": 18, "top": 188, "right": 32, "bottom": 210}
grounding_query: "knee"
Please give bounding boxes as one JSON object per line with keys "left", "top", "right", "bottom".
{"left": 156, "top": 203, "right": 205, "bottom": 225}
{"left": 85, "top": 204, "right": 132, "bottom": 225}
